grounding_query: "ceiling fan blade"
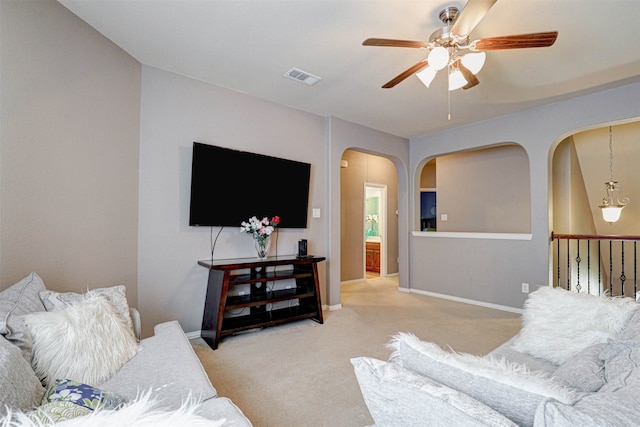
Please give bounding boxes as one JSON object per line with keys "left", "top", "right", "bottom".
{"left": 382, "top": 59, "right": 429, "bottom": 88}
{"left": 363, "top": 38, "right": 429, "bottom": 48}
{"left": 451, "top": 0, "right": 497, "bottom": 36}
{"left": 472, "top": 31, "right": 558, "bottom": 50}
{"left": 454, "top": 60, "right": 480, "bottom": 90}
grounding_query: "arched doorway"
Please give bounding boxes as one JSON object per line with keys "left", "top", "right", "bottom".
{"left": 340, "top": 149, "right": 399, "bottom": 283}
{"left": 551, "top": 121, "right": 640, "bottom": 294}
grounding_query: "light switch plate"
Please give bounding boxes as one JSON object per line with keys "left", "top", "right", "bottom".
{"left": 312, "top": 208, "right": 321, "bottom": 218}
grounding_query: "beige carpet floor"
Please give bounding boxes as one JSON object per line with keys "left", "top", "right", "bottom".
{"left": 191, "top": 276, "right": 522, "bottom": 427}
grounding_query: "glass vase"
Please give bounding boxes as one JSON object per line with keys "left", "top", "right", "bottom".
{"left": 254, "top": 234, "right": 272, "bottom": 259}
{"left": 366, "top": 223, "right": 377, "bottom": 237}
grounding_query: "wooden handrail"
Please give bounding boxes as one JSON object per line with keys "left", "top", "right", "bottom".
{"left": 551, "top": 232, "right": 640, "bottom": 242}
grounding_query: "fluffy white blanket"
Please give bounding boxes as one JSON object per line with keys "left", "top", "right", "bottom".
{"left": 0, "top": 393, "right": 225, "bottom": 427}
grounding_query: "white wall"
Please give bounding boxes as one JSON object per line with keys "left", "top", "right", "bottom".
{"left": 138, "top": 66, "right": 328, "bottom": 336}
{"left": 0, "top": 0, "right": 140, "bottom": 302}
{"left": 410, "top": 81, "right": 640, "bottom": 309}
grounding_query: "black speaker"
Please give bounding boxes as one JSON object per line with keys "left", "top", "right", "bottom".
{"left": 298, "top": 239, "right": 308, "bottom": 257}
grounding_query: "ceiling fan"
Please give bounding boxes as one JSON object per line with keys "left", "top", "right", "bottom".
{"left": 363, "top": 0, "right": 558, "bottom": 91}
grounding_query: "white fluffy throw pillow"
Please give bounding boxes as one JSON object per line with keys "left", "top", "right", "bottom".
{"left": 512, "top": 286, "right": 639, "bottom": 365}
{"left": 39, "top": 285, "right": 134, "bottom": 337}
{"left": 22, "top": 297, "right": 139, "bottom": 388}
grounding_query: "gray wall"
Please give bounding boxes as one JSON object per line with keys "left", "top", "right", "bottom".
{"left": 410, "top": 82, "right": 640, "bottom": 309}
{"left": 0, "top": 0, "right": 140, "bottom": 305}
{"left": 435, "top": 145, "right": 530, "bottom": 233}
{"left": 5, "top": 0, "right": 640, "bottom": 333}
{"left": 137, "top": 66, "right": 329, "bottom": 336}
{"left": 0, "top": 0, "right": 409, "bottom": 335}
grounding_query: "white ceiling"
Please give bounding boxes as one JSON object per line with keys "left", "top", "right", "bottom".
{"left": 58, "top": 0, "right": 640, "bottom": 139}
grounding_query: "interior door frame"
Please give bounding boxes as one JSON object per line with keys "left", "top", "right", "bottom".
{"left": 363, "top": 183, "right": 387, "bottom": 277}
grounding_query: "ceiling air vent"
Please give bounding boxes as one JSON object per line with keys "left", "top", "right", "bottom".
{"left": 283, "top": 68, "right": 322, "bottom": 86}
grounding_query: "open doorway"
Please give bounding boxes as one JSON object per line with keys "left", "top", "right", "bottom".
{"left": 340, "top": 150, "right": 398, "bottom": 283}
{"left": 364, "top": 184, "right": 387, "bottom": 278}
{"left": 551, "top": 121, "right": 640, "bottom": 294}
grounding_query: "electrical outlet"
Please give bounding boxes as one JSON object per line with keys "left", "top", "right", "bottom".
{"left": 521, "top": 283, "right": 529, "bottom": 293}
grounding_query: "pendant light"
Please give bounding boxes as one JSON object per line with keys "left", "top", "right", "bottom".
{"left": 598, "top": 126, "right": 628, "bottom": 223}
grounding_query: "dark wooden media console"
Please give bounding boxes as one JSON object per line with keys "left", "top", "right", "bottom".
{"left": 198, "top": 255, "right": 325, "bottom": 349}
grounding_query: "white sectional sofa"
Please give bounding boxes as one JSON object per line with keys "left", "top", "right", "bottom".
{"left": 352, "top": 286, "right": 640, "bottom": 426}
{"left": 0, "top": 272, "right": 251, "bottom": 426}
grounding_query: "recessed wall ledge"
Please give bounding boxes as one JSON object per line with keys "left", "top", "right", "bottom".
{"left": 412, "top": 231, "right": 532, "bottom": 240}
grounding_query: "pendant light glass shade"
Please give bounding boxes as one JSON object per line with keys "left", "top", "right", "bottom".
{"left": 601, "top": 205, "right": 624, "bottom": 223}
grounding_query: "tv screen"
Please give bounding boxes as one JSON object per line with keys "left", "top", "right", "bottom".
{"left": 189, "top": 142, "right": 311, "bottom": 228}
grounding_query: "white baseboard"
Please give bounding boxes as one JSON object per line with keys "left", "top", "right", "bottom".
{"left": 185, "top": 330, "right": 202, "bottom": 340}
{"left": 187, "top": 290, "right": 519, "bottom": 340}
{"left": 402, "top": 288, "right": 523, "bottom": 315}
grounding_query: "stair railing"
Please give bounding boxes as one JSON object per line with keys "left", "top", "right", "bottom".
{"left": 551, "top": 232, "right": 640, "bottom": 299}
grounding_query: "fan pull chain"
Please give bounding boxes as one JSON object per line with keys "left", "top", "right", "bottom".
{"left": 447, "top": 62, "right": 452, "bottom": 120}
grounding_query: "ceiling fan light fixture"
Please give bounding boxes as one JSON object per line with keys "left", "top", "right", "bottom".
{"left": 428, "top": 46, "right": 449, "bottom": 70}
{"left": 416, "top": 66, "right": 437, "bottom": 87}
{"left": 461, "top": 52, "right": 486, "bottom": 74}
{"left": 448, "top": 68, "right": 467, "bottom": 91}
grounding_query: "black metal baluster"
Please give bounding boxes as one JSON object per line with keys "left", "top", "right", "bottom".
{"left": 620, "top": 241, "right": 626, "bottom": 297}
{"left": 598, "top": 240, "right": 602, "bottom": 295}
{"left": 587, "top": 240, "right": 591, "bottom": 295}
{"left": 556, "top": 238, "right": 560, "bottom": 288}
{"left": 609, "top": 240, "right": 613, "bottom": 295}
{"left": 567, "top": 239, "right": 570, "bottom": 290}
{"left": 575, "top": 240, "right": 582, "bottom": 292}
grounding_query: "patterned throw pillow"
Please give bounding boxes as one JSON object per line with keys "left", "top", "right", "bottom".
{"left": 45, "top": 379, "right": 126, "bottom": 411}
{"left": 28, "top": 401, "right": 92, "bottom": 424}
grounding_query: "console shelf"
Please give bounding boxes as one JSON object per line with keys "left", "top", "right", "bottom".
{"left": 198, "top": 255, "right": 325, "bottom": 349}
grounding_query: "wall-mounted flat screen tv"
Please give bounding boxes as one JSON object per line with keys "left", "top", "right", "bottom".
{"left": 189, "top": 142, "right": 311, "bottom": 228}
